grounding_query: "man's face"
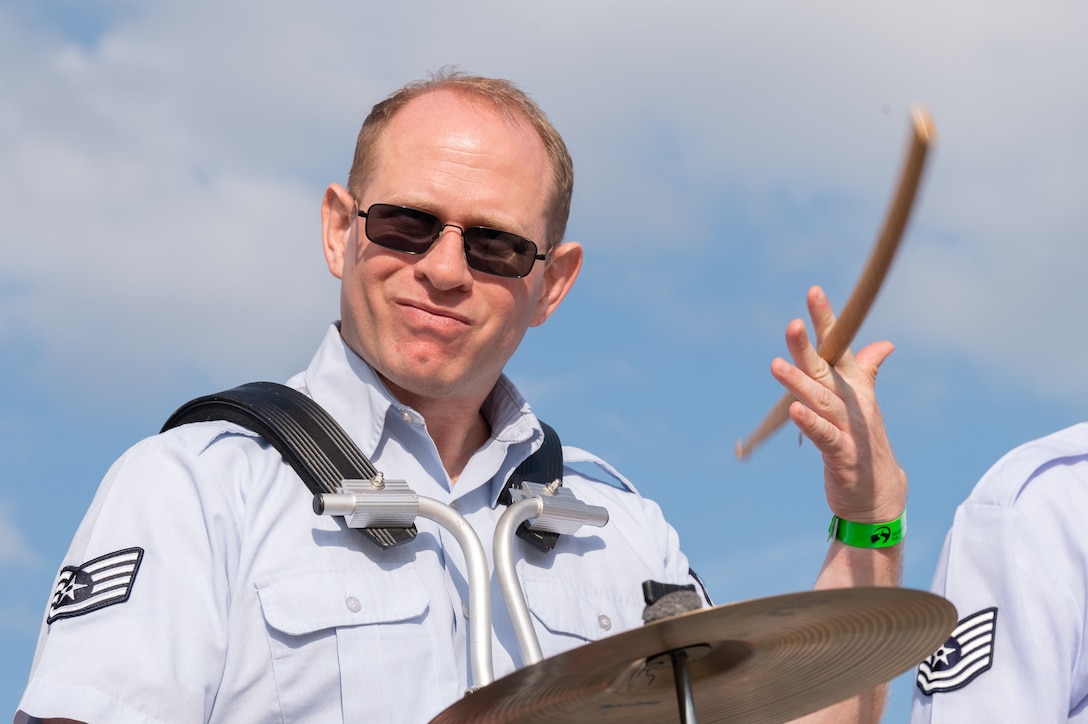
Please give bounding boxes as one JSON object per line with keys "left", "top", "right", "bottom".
{"left": 323, "top": 90, "right": 579, "bottom": 408}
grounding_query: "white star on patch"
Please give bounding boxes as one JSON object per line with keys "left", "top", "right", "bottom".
{"left": 60, "top": 579, "right": 88, "bottom": 602}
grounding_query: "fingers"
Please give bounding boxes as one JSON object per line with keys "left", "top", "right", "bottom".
{"left": 786, "top": 394, "right": 845, "bottom": 454}
{"left": 789, "top": 286, "right": 896, "bottom": 387}
{"left": 783, "top": 319, "right": 827, "bottom": 382}
{"left": 772, "top": 291, "right": 875, "bottom": 453}
{"left": 806, "top": 285, "right": 837, "bottom": 350}
{"left": 770, "top": 354, "right": 848, "bottom": 434}
{"left": 775, "top": 299, "right": 850, "bottom": 436}
{"left": 771, "top": 287, "right": 906, "bottom": 524}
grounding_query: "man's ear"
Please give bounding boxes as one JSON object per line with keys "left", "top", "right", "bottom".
{"left": 321, "top": 184, "right": 356, "bottom": 280}
{"left": 530, "top": 241, "right": 583, "bottom": 327}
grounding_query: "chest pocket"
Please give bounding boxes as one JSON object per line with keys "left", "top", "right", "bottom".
{"left": 258, "top": 565, "right": 427, "bottom": 632}
{"left": 255, "top": 563, "right": 450, "bottom": 721}
{"left": 521, "top": 574, "right": 646, "bottom": 658}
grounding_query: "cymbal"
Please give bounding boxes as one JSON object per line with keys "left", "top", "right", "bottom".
{"left": 432, "top": 587, "right": 955, "bottom": 724}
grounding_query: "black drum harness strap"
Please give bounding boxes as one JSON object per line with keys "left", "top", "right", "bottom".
{"left": 161, "top": 381, "right": 565, "bottom": 551}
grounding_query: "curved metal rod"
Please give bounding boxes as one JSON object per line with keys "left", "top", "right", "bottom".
{"left": 494, "top": 498, "right": 546, "bottom": 666}
{"left": 736, "top": 106, "right": 936, "bottom": 460}
{"left": 417, "top": 497, "right": 495, "bottom": 687}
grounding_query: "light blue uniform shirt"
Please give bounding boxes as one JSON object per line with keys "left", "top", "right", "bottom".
{"left": 19, "top": 325, "right": 698, "bottom": 722}
{"left": 911, "top": 423, "right": 1088, "bottom": 722}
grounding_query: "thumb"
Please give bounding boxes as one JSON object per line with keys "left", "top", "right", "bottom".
{"left": 853, "top": 340, "right": 896, "bottom": 379}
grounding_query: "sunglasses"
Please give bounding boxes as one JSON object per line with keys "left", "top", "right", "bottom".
{"left": 357, "top": 203, "right": 547, "bottom": 279}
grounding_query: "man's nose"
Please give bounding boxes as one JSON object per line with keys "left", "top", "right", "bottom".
{"left": 415, "top": 224, "right": 473, "bottom": 289}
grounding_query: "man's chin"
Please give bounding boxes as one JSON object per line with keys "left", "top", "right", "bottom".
{"left": 380, "top": 365, "right": 487, "bottom": 403}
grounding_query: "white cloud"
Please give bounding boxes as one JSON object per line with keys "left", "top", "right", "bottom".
{"left": 1, "top": 0, "right": 1085, "bottom": 404}
{"left": 0, "top": 504, "right": 38, "bottom": 569}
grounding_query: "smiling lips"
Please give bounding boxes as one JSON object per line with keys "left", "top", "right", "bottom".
{"left": 397, "top": 298, "right": 471, "bottom": 332}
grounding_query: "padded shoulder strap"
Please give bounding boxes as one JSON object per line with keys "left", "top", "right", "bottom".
{"left": 507, "top": 421, "right": 563, "bottom": 489}
{"left": 161, "top": 381, "right": 417, "bottom": 549}
{"left": 498, "top": 421, "right": 565, "bottom": 552}
{"left": 162, "top": 382, "right": 566, "bottom": 552}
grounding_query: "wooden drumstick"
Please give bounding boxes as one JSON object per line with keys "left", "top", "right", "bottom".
{"left": 735, "top": 106, "right": 936, "bottom": 461}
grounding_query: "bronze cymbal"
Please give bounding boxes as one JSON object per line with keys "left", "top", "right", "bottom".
{"left": 432, "top": 587, "right": 955, "bottom": 724}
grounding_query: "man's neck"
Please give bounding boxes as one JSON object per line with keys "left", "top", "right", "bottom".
{"left": 422, "top": 403, "right": 492, "bottom": 485}
{"left": 385, "top": 382, "right": 494, "bottom": 485}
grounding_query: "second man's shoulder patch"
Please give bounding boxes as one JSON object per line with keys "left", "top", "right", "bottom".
{"left": 916, "top": 607, "right": 998, "bottom": 695}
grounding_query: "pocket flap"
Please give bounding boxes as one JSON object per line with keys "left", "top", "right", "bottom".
{"left": 522, "top": 575, "right": 642, "bottom": 642}
{"left": 256, "top": 564, "right": 428, "bottom": 636}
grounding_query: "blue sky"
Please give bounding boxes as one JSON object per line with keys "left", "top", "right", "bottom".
{"left": 2, "top": 0, "right": 1086, "bottom": 718}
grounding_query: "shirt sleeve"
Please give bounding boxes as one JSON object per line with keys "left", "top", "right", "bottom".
{"left": 561, "top": 445, "right": 698, "bottom": 595}
{"left": 18, "top": 427, "right": 249, "bottom": 723}
{"left": 911, "top": 498, "right": 1084, "bottom": 722}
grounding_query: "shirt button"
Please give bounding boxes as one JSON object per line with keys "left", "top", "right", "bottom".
{"left": 346, "top": 596, "right": 362, "bottom": 613}
{"left": 400, "top": 409, "right": 414, "bottom": 425}
{"left": 462, "top": 603, "right": 471, "bottom": 618}
{"left": 598, "top": 614, "right": 612, "bottom": 631}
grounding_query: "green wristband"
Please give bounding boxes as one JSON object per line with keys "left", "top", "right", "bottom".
{"left": 828, "top": 512, "right": 905, "bottom": 548}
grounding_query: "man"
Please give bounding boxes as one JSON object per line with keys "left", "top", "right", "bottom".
{"left": 16, "top": 70, "right": 907, "bottom": 722}
{"left": 911, "top": 425, "right": 1088, "bottom": 721}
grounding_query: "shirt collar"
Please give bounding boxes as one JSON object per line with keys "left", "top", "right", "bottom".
{"left": 289, "top": 324, "right": 395, "bottom": 460}
{"left": 291, "top": 324, "right": 547, "bottom": 502}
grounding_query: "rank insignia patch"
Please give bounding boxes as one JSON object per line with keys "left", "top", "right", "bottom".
{"left": 916, "top": 607, "right": 997, "bottom": 695}
{"left": 47, "top": 547, "right": 144, "bottom": 624}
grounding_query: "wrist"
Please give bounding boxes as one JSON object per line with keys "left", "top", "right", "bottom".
{"left": 828, "top": 511, "right": 905, "bottom": 548}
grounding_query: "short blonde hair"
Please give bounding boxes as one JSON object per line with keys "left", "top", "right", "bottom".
{"left": 347, "top": 68, "right": 574, "bottom": 249}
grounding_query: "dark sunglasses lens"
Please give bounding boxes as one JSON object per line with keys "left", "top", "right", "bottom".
{"left": 464, "top": 229, "right": 538, "bottom": 278}
{"left": 365, "top": 205, "right": 439, "bottom": 253}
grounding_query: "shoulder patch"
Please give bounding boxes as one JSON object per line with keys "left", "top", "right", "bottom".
{"left": 47, "top": 547, "right": 145, "bottom": 624}
{"left": 915, "top": 607, "right": 997, "bottom": 695}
